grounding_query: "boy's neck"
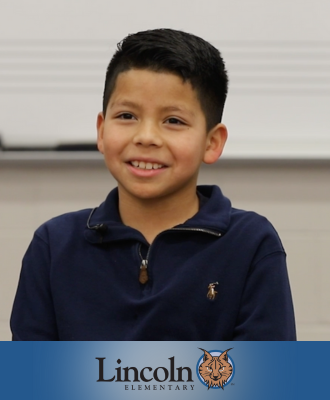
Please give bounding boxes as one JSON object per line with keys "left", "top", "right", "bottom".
{"left": 118, "top": 189, "right": 199, "bottom": 244}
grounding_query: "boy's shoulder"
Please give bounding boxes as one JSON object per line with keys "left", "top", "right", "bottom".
{"left": 198, "top": 185, "right": 278, "bottom": 231}
{"left": 34, "top": 208, "right": 93, "bottom": 243}
{"left": 32, "top": 188, "right": 122, "bottom": 246}
{"left": 230, "top": 206, "right": 285, "bottom": 251}
{"left": 197, "top": 185, "right": 284, "bottom": 255}
{"left": 230, "top": 206, "right": 279, "bottom": 235}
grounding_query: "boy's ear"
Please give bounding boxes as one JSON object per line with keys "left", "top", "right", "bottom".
{"left": 203, "top": 123, "right": 228, "bottom": 164}
{"left": 96, "top": 112, "right": 105, "bottom": 154}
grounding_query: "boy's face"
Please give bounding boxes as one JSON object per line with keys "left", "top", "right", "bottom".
{"left": 97, "top": 69, "right": 227, "bottom": 204}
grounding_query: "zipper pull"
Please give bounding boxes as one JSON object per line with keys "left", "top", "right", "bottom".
{"left": 139, "top": 260, "right": 148, "bottom": 284}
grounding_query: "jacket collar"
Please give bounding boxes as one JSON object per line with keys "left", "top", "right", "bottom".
{"left": 84, "top": 185, "right": 231, "bottom": 244}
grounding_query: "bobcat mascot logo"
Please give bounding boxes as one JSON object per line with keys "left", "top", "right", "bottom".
{"left": 198, "top": 348, "right": 233, "bottom": 390}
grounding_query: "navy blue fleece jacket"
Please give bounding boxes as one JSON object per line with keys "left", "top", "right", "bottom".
{"left": 11, "top": 185, "right": 296, "bottom": 340}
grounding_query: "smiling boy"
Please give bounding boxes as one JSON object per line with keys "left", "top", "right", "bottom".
{"left": 11, "top": 29, "right": 296, "bottom": 340}
{"left": 97, "top": 69, "right": 227, "bottom": 244}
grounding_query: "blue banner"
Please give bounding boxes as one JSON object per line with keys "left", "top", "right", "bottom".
{"left": 0, "top": 342, "right": 328, "bottom": 399}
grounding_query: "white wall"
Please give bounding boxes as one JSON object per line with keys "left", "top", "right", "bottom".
{"left": 1, "top": 159, "right": 329, "bottom": 341}
{"left": 1, "top": 0, "right": 330, "bottom": 157}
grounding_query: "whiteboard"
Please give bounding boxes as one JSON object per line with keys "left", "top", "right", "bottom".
{"left": 1, "top": 0, "right": 329, "bottom": 158}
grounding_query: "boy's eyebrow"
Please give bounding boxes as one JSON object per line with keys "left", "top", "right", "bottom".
{"left": 110, "top": 100, "right": 194, "bottom": 116}
{"left": 109, "top": 100, "right": 139, "bottom": 109}
{"left": 162, "top": 106, "right": 194, "bottom": 117}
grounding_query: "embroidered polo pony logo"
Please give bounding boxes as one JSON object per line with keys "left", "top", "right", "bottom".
{"left": 207, "top": 282, "right": 218, "bottom": 300}
{"left": 198, "top": 348, "right": 233, "bottom": 389}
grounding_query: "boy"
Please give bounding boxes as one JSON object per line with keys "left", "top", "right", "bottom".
{"left": 11, "top": 29, "right": 296, "bottom": 340}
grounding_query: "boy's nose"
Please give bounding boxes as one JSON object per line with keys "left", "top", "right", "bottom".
{"left": 132, "top": 123, "right": 163, "bottom": 147}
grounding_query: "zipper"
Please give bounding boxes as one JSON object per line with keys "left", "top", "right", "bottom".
{"left": 170, "top": 227, "right": 222, "bottom": 237}
{"left": 138, "top": 227, "right": 222, "bottom": 284}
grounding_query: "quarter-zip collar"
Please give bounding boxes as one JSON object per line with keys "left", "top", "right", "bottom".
{"left": 84, "top": 185, "right": 231, "bottom": 244}
{"left": 84, "top": 188, "right": 146, "bottom": 244}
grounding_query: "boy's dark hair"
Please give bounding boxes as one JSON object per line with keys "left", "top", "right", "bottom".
{"left": 102, "top": 29, "right": 228, "bottom": 131}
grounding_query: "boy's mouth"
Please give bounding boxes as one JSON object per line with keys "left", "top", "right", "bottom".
{"left": 130, "top": 160, "right": 165, "bottom": 170}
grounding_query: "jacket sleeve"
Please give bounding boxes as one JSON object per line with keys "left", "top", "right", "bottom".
{"left": 10, "top": 231, "right": 59, "bottom": 340}
{"left": 232, "top": 251, "right": 296, "bottom": 340}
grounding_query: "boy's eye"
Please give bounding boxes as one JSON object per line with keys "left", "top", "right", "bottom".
{"left": 118, "top": 113, "right": 135, "bottom": 120}
{"left": 166, "top": 117, "right": 184, "bottom": 125}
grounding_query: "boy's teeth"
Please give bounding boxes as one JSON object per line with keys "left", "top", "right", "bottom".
{"left": 131, "top": 161, "right": 163, "bottom": 169}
